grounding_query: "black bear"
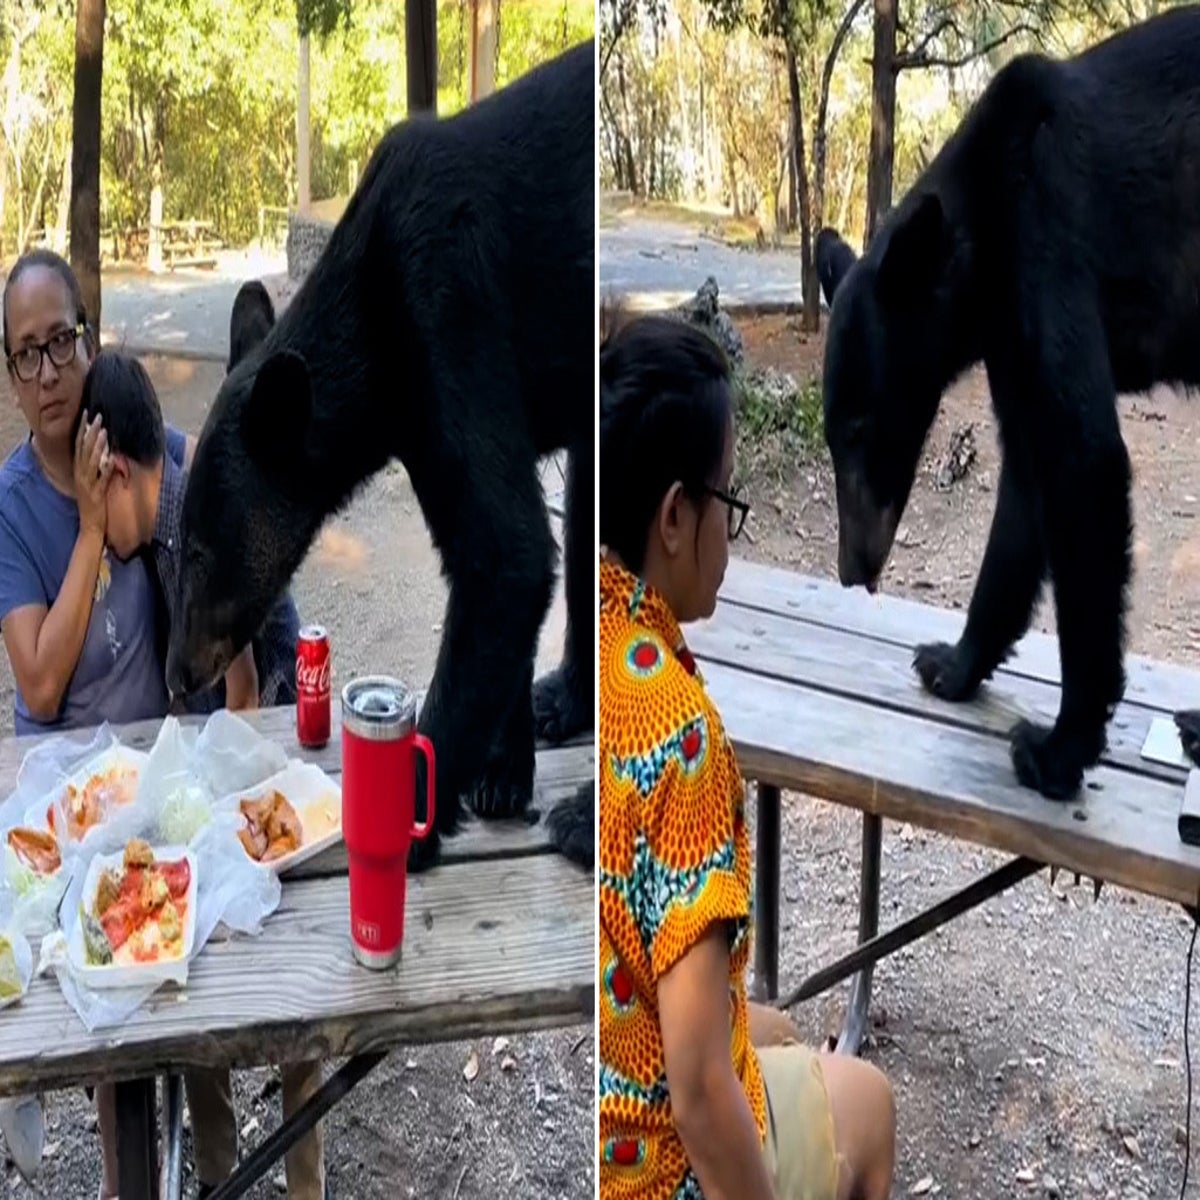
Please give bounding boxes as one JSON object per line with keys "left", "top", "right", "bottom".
{"left": 166, "top": 41, "right": 596, "bottom": 869}
{"left": 821, "top": 8, "right": 1200, "bottom": 801}
{"left": 815, "top": 227, "right": 856, "bottom": 309}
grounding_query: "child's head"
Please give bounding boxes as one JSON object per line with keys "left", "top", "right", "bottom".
{"left": 600, "top": 312, "right": 747, "bottom": 623}
{"left": 77, "top": 351, "right": 166, "bottom": 561}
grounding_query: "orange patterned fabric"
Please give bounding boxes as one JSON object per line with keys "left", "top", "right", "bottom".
{"left": 598, "top": 556, "right": 766, "bottom": 1200}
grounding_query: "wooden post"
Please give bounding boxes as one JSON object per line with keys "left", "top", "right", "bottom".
{"left": 469, "top": 0, "right": 497, "bottom": 103}
{"left": 406, "top": 0, "right": 437, "bottom": 115}
{"left": 297, "top": 33, "right": 311, "bottom": 215}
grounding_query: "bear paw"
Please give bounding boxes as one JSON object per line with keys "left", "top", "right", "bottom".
{"left": 912, "top": 641, "right": 980, "bottom": 702}
{"left": 1175, "top": 710, "right": 1200, "bottom": 767}
{"left": 546, "top": 782, "right": 594, "bottom": 870}
{"left": 1009, "top": 719, "right": 1086, "bottom": 801}
{"left": 533, "top": 663, "right": 592, "bottom": 743}
{"left": 467, "top": 755, "right": 535, "bottom": 821}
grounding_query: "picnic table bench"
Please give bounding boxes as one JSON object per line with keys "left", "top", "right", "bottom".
{"left": 690, "top": 556, "right": 1200, "bottom": 1053}
{"left": 0, "top": 706, "right": 593, "bottom": 1200}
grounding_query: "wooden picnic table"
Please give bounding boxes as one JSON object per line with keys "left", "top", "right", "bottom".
{"left": 0, "top": 706, "right": 593, "bottom": 1200}
{"left": 690, "top": 556, "right": 1200, "bottom": 1052}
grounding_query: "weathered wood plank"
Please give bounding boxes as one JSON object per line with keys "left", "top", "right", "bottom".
{"left": 289, "top": 741, "right": 595, "bottom": 877}
{"left": 0, "top": 855, "right": 593, "bottom": 1097}
{"left": 690, "top": 599, "right": 1183, "bottom": 786}
{"left": 700, "top": 660, "right": 1200, "bottom": 908}
{"left": 718, "top": 558, "right": 1200, "bottom": 717}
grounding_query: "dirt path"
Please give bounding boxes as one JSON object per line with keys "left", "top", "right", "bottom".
{"left": 735, "top": 314, "right": 1200, "bottom": 1199}
{"left": 0, "top": 359, "right": 590, "bottom": 1200}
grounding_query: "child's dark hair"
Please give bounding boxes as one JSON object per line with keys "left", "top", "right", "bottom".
{"left": 600, "top": 310, "right": 734, "bottom": 574}
{"left": 77, "top": 351, "right": 165, "bottom": 466}
{"left": 2, "top": 249, "right": 91, "bottom": 357}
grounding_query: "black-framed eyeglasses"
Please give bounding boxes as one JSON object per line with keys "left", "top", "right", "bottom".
{"left": 7, "top": 324, "right": 84, "bottom": 384}
{"left": 706, "top": 481, "right": 750, "bottom": 540}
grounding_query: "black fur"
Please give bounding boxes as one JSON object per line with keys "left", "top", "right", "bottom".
{"left": 228, "top": 281, "right": 276, "bottom": 373}
{"left": 167, "top": 42, "right": 596, "bottom": 870}
{"left": 822, "top": 9, "right": 1200, "bottom": 801}
{"left": 815, "top": 227, "right": 856, "bottom": 308}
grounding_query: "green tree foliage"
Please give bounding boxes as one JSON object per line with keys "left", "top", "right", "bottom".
{"left": 0, "top": 0, "right": 590, "bottom": 256}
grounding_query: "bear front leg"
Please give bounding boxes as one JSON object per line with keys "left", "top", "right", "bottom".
{"left": 914, "top": 452, "right": 1046, "bottom": 701}
{"left": 534, "top": 429, "right": 595, "bottom": 743}
{"left": 408, "top": 477, "right": 557, "bottom": 874}
{"left": 1009, "top": 418, "right": 1132, "bottom": 801}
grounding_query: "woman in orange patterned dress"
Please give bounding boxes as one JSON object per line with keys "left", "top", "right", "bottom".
{"left": 597, "top": 313, "right": 896, "bottom": 1200}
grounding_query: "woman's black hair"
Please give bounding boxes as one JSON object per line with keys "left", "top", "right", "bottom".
{"left": 600, "top": 309, "right": 735, "bottom": 574}
{"left": 2, "top": 249, "right": 91, "bottom": 357}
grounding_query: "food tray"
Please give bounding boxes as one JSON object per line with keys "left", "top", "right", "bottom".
{"left": 28, "top": 744, "right": 150, "bottom": 844}
{"left": 217, "top": 761, "right": 342, "bottom": 876}
{"left": 67, "top": 843, "right": 198, "bottom": 989}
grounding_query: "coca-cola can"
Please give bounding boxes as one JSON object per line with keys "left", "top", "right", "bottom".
{"left": 296, "top": 624, "right": 332, "bottom": 748}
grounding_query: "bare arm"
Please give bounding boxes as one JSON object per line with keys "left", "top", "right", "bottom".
{"left": 659, "top": 923, "right": 776, "bottom": 1200}
{"left": 223, "top": 645, "right": 259, "bottom": 712}
{"left": 0, "top": 417, "right": 112, "bottom": 721}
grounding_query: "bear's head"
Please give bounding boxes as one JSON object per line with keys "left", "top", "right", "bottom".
{"left": 166, "top": 285, "right": 323, "bottom": 699}
{"left": 821, "top": 192, "right": 953, "bottom": 592}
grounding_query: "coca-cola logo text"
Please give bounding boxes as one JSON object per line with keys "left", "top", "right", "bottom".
{"left": 296, "top": 655, "right": 332, "bottom": 695}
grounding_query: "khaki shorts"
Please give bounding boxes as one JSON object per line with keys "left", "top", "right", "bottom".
{"left": 757, "top": 1043, "right": 841, "bottom": 1200}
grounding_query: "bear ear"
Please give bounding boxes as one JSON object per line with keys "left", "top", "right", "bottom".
{"left": 241, "top": 349, "right": 313, "bottom": 470}
{"left": 877, "top": 192, "right": 947, "bottom": 307}
{"left": 228, "top": 281, "right": 277, "bottom": 372}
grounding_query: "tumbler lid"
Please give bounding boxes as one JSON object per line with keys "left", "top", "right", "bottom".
{"left": 341, "top": 675, "right": 417, "bottom": 741}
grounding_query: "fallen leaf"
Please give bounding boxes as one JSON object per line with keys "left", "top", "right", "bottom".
{"left": 463, "top": 1051, "right": 480, "bottom": 1083}
{"left": 910, "top": 1177, "right": 933, "bottom": 1195}
{"left": 492, "top": 1037, "right": 510, "bottom": 1057}
{"left": 1015, "top": 1167, "right": 1036, "bottom": 1183}
{"left": 501, "top": 1056, "right": 517, "bottom": 1072}
{"left": 41, "top": 1141, "right": 59, "bottom": 1159}
{"left": 1122, "top": 1134, "right": 1142, "bottom": 1159}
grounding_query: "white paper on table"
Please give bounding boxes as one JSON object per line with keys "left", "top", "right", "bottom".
{"left": 1140, "top": 716, "right": 1192, "bottom": 769}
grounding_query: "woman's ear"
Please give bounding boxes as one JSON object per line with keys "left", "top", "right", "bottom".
{"left": 655, "top": 481, "right": 686, "bottom": 557}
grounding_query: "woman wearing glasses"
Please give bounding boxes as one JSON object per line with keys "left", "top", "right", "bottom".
{"left": 598, "top": 313, "right": 896, "bottom": 1200}
{"left": 0, "top": 249, "right": 193, "bottom": 736}
{"left": 0, "top": 249, "right": 195, "bottom": 1200}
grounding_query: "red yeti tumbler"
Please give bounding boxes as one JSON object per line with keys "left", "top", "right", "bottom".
{"left": 341, "top": 676, "right": 436, "bottom": 969}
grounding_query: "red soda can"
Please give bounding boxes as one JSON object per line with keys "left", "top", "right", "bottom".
{"left": 296, "top": 624, "right": 332, "bottom": 748}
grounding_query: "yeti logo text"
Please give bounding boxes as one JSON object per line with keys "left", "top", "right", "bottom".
{"left": 355, "top": 918, "right": 381, "bottom": 946}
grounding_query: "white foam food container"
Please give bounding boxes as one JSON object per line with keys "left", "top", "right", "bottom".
{"left": 67, "top": 843, "right": 198, "bottom": 989}
{"left": 217, "top": 760, "right": 342, "bottom": 876}
{"left": 27, "top": 744, "right": 151, "bottom": 843}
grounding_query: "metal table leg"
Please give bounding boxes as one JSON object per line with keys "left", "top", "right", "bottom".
{"left": 161, "top": 1073, "right": 183, "bottom": 1200}
{"left": 116, "top": 1077, "right": 159, "bottom": 1200}
{"left": 754, "top": 783, "right": 781, "bottom": 1001}
{"left": 836, "top": 813, "right": 881, "bottom": 1057}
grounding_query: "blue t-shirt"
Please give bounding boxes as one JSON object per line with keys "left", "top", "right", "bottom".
{"left": 0, "top": 426, "right": 187, "bottom": 736}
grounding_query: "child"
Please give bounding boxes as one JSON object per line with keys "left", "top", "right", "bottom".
{"left": 77, "top": 349, "right": 326, "bottom": 1200}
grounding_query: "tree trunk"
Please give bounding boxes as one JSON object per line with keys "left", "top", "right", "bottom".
{"left": 864, "top": 0, "right": 897, "bottom": 247}
{"left": 406, "top": 0, "right": 437, "bottom": 115}
{"left": 785, "top": 43, "right": 817, "bottom": 332}
{"left": 296, "top": 33, "right": 311, "bottom": 213}
{"left": 615, "top": 51, "right": 639, "bottom": 196}
{"left": 814, "top": 0, "right": 868, "bottom": 235}
{"left": 69, "top": 0, "right": 105, "bottom": 338}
